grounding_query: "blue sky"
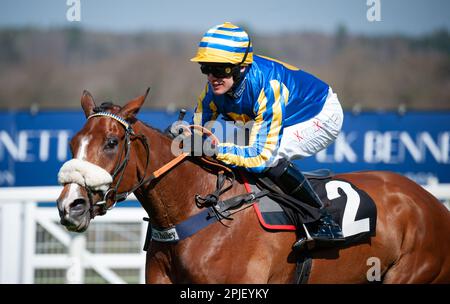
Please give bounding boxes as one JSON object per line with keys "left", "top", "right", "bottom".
{"left": 1, "top": 0, "right": 449, "bottom": 35}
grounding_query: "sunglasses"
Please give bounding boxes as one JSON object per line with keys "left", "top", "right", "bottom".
{"left": 200, "top": 64, "right": 236, "bottom": 78}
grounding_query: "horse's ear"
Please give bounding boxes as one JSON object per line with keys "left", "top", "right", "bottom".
{"left": 119, "top": 87, "right": 150, "bottom": 120}
{"left": 81, "top": 90, "right": 96, "bottom": 118}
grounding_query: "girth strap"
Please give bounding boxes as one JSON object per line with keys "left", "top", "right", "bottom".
{"left": 144, "top": 208, "right": 219, "bottom": 245}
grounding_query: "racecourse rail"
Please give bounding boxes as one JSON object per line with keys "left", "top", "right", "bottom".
{"left": 0, "top": 184, "right": 449, "bottom": 284}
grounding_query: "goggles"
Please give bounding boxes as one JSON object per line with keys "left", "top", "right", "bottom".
{"left": 199, "top": 38, "right": 251, "bottom": 79}
{"left": 200, "top": 64, "right": 236, "bottom": 78}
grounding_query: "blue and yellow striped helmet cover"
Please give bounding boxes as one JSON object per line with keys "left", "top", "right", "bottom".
{"left": 191, "top": 22, "right": 253, "bottom": 65}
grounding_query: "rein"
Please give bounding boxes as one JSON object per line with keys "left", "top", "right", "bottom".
{"left": 88, "top": 112, "right": 268, "bottom": 245}
{"left": 87, "top": 112, "right": 229, "bottom": 215}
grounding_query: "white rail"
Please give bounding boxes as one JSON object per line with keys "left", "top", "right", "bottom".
{"left": 0, "top": 186, "right": 137, "bottom": 201}
{"left": 0, "top": 183, "right": 449, "bottom": 284}
{"left": 0, "top": 187, "right": 145, "bottom": 284}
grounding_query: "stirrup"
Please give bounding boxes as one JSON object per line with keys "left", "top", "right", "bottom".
{"left": 292, "top": 237, "right": 316, "bottom": 252}
{"left": 293, "top": 223, "right": 345, "bottom": 252}
{"left": 292, "top": 224, "right": 315, "bottom": 252}
{"left": 293, "top": 235, "right": 346, "bottom": 252}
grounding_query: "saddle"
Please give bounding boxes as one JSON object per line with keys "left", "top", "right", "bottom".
{"left": 194, "top": 163, "right": 377, "bottom": 246}
{"left": 244, "top": 170, "right": 377, "bottom": 246}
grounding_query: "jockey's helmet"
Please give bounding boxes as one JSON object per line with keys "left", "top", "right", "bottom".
{"left": 191, "top": 22, "right": 253, "bottom": 66}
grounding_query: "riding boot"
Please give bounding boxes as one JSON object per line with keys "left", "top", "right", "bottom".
{"left": 266, "top": 159, "right": 345, "bottom": 252}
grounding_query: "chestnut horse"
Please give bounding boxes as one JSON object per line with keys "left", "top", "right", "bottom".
{"left": 57, "top": 90, "right": 450, "bottom": 283}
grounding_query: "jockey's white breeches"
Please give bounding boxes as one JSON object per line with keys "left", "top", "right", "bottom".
{"left": 271, "top": 87, "right": 344, "bottom": 166}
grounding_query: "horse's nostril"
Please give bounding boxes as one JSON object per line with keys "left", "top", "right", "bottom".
{"left": 69, "top": 198, "right": 87, "bottom": 214}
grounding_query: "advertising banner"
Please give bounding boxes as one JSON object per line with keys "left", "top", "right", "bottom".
{"left": 0, "top": 110, "right": 449, "bottom": 187}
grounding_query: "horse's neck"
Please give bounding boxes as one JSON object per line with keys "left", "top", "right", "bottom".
{"left": 134, "top": 122, "right": 235, "bottom": 228}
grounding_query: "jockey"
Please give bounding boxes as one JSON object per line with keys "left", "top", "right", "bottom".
{"left": 173, "top": 22, "right": 345, "bottom": 251}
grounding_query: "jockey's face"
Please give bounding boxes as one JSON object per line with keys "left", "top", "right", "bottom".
{"left": 205, "top": 65, "right": 246, "bottom": 96}
{"left": 207, "top": 73, "right": 234, "bottom": 95}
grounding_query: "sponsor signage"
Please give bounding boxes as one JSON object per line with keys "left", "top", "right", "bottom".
{"left": 0, "top": 110, "right": 448, "bottom": 186}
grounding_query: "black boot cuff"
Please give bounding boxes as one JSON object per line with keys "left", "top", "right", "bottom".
{"left": 266, "top": 159, "right": 289, "bottom": 179}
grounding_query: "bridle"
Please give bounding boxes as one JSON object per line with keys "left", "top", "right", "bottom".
{"left": 86, "top": 112, "right": 226, "bottom": 216}
{"left": 87, "top": 112, "right": 152, "bottom": 214}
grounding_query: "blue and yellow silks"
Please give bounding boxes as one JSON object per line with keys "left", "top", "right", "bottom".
{"left": 193, "top": 55, "right": 330, "bottom": 173}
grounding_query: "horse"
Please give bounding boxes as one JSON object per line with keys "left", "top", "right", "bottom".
{"left": 56, "top": 89, "right": 450, "bottom": 283}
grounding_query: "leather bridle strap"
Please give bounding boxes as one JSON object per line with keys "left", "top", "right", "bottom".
{"left": 87, "top": 112, "right": 150, "bottom": 211}
{"left": 112, "top": 133, "right": 151, "bottom": 202}
{"left": 152, "top": 152, "right": 189, "bottom": 179}
{"left": 85, "top": 114, "right": 229, "bottom": 212}
{"left": 139, "top": 124, "right": 223, "bottom": 182}
{"left": 180, "top": 124, "right": 220, "bottom": 145}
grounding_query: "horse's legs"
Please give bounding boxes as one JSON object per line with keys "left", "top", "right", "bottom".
{"left": 383, "top": 253, "right": 449, "bottom": 283}
{"left": 145, "top": 251, "right": 173, "bottom": 284}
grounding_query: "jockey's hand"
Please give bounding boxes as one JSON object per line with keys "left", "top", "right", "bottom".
{"left": 202, "top": 138, "right": 218, "bottom": 158}
{"left": 165, "top": 120, "right": 188, "bottom": 138}
{"left": 181, "top": 132, "right": 218, "bottom": 158}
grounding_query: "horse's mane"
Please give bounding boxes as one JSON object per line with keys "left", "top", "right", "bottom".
{"left": 93, "top": 103, "right": 234, "bottom": 183}
{"left": 93, "top": 101, "right": 121, "bottom": 114}
{"left": 141, "top": 121, "right": 168, "bottom": 139}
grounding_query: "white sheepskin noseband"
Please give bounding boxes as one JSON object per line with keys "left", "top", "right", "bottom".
{"left": 58, "top": 159, "right": 113, "bottom": 192}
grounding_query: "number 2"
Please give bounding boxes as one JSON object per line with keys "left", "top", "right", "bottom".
{"left": 325, "top": 180, "right": 370, "bottom": 237}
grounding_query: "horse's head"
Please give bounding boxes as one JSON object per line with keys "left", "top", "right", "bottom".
{"left": 56, "top": 89, "right": 150, "bottom": 232}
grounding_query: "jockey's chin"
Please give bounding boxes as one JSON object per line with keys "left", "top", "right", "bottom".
{"left": 208, "top": 74, "right": 234, "bottom": 95}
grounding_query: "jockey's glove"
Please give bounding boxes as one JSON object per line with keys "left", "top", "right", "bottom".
{"left": 165, "top": 120, "right": 188, "bottom": 138}
{"left": 181, "top": 132, "right": 218, "bottom": 158}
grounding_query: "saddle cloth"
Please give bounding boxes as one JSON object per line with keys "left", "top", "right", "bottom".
{"left": 244, "top": 172, "right": 377, "bottom": 243}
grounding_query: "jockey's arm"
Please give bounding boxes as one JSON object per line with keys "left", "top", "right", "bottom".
{"left": 216, "top": 85, "right": 284, "bottom": 173}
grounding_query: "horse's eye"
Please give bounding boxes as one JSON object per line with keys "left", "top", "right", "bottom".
{"left": 105, "top": 138, "right": 119, "bottom": 150}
